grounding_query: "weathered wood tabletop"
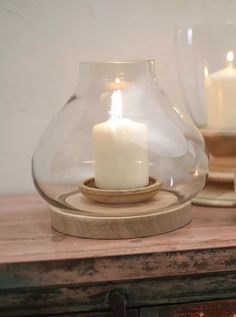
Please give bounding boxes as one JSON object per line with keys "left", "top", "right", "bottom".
{"left": 1, "top": 194, "right": 236, "bottom": 316}
{"left": 1, "top": 193, "right": 236, "bottom": 288}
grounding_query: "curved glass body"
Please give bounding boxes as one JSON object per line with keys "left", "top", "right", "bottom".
{"left": 176, "top": 24, "right": 236, "bottom": 130}
{"left": 32, "top": 60, "right": 208, "bottom": 210}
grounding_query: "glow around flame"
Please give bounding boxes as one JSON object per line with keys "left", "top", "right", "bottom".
{"left": 204, "top": 66, "right": 209, "bottom": 78}
{"left": 115, "top": 77, "right": 121, "bottom": 84}
{"left": 110, "top": 90, "right": 123, "bottom": 120}
{"left": 227, "top": 50, "right": 234, "bottom": 64}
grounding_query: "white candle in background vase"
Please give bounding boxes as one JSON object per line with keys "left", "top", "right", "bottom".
{"left": 206, "top": 51, "right": 236, "bottom": 129}
{"left": 93, "top": 89, "right": 149, "bottom": 190}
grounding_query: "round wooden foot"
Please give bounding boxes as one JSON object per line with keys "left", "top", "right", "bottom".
{"left": 50, "top": 191, "right": 192, "bottom": 239}
{"left": 197, "top": 129, "right": 236, "bottom": 207}
{"left": 193, "top": 181, "right": 236, "bottom": 207}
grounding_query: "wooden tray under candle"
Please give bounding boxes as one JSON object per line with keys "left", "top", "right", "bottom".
{"left": 80, "top": 177, "right": 162, "bottom": 204}
{"left": 51, "top": 190, "right": 192, "bottom": 239}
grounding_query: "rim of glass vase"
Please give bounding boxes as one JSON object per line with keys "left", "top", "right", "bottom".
{"left": 175, "top": 21, "right": 236, "bottom": 31}
{"left": 79, "top": 59, "right": 155, "bottom": 65}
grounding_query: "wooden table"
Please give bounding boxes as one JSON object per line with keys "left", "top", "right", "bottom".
{"left": 1, "top": 194, "right": 236, "bottom": 316}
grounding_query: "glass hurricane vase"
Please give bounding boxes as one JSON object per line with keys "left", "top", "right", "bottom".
{"left": 32, "top": 60, "right": 208, "bottom": 235}
{"left": 176, "top": 25, "right": 236, "bottom": 207}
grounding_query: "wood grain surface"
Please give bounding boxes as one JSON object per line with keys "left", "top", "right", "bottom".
{"left": 51, "top": 192, "right": 191, "bottom": 239}
{"left": 140, "top": 299, "right": 236, "bottom": 317}
{"left": 79, "top": 177, "right": 162, "bottom": 204}
{"left": 1, "top": 194, "right": 236, "bottom": 288}
{"left": 1, "top": 194, "right": 236, "bottom": 262}
{"left": 1, "top": 194, "right": 236, "bottom": 316}
{"left": 1, "top": 271, "right": 236, "bottom": 316}
{"left": 201, "top": 128, "right": 236, "bottom": 157}
{"left": 193, "top": 180, "right": 236, "bottom": 207}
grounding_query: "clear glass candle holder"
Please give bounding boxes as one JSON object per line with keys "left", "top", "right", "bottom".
{"left": 176, "top": 23, "right": 236, "bottom": 130}
{"left": 32, "top": 60, "right": 208, "bottom": 213}
{"left": 176, "top": 25, "right": 236, "bottom": 207}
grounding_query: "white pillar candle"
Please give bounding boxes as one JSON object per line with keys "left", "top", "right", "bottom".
{"left": 206, "top": 51, "right": 236, "bottom": 129}
{"left": 93, "top": 90, "right": 149, "bottom": 190}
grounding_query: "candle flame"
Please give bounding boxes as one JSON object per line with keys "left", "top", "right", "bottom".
{"left": 187, "top": 28, "right": 193, "bottom": 45}
{"left": 204, "top": 66, "right": 209, "bottom": 78}
{"left": 227, "top": 50, "right": 234, "bottom": 63}
{"left": 111, "top": 90, "right": 122, "bottom": 120}
{"left": 115, "top": 77, "right": 121, "bottom": 83}
{"left": 194, "top": 169, "right": 199, "bottom": 176}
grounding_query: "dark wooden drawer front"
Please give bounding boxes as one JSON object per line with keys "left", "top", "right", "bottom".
{"left": 1, "top": 272, "right": 236, "bottom": 316}
{"left": 45, "top": 310, "right": 138, "bottom": 317}
{"left": 140, "top": 299, "right": 236, "bottom": 317}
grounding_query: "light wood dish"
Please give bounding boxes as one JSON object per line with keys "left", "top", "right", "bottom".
{"left": 51, "top": 190, "right": 192, "bottom": 239}
{"left": 193, "top": 128, "right": 236, "bottom": 207}
{"left": 80, "top": 177, "right": 162, "bottom": 204}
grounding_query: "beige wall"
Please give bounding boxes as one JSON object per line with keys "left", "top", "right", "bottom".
{"left": 0, "top": 0, "right": 235, "bottom": 193}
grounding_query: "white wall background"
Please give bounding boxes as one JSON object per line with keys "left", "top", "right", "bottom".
{"left": 1, "top": 0, "right": 236, "bottom": 194}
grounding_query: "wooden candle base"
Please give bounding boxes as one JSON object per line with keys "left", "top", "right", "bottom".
{"left": 193, "top": 176, "right": 236, "bottom": 207}
{"left": 80, "top": 177, "right": 162, "bottom": 204}
{"left": 193, "top": 129, "right": 236, "bottom": 207}
{"left": 51, "top": 191, "right": 192, "bottom": 239}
